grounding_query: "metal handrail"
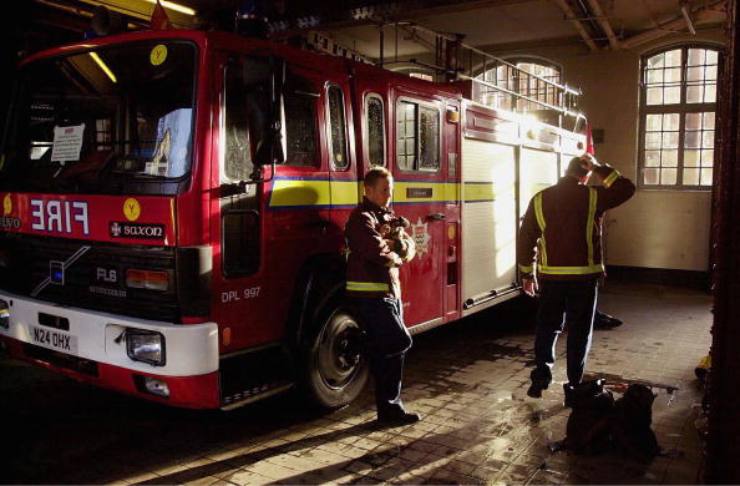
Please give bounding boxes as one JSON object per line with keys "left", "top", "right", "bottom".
{"left": 404, "top": 23, "right": 581, "bottom": 95}
{"left": 457, "top": 73, "right": 583, "bottom": 118}
{"left": 402, "top": 22, "right": 582, "bottom": 115}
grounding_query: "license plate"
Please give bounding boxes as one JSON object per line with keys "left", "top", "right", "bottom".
{"left": 30, "top": 325, "right": 78, "bottom": 354}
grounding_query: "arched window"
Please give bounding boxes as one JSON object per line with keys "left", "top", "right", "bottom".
{"left": 475, "top": 57, "right": 562, "bottom": 112}
{"left": 639, "top": 45, "right": 720, "bottom": 188}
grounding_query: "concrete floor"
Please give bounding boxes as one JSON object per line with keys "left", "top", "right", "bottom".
{"left": 0, "top": 282, "right": 711, "bottom": 484}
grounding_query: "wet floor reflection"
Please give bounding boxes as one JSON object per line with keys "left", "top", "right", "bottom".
{"left": 0, "top": 284, "right": 710, "bottom": 484}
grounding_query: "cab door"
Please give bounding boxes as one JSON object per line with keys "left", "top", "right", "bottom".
{"left": 389, "top": 90, "right": 446, "bottom": 327}
{"left": 213, "top": 54, "right": 330, "bottom": 351}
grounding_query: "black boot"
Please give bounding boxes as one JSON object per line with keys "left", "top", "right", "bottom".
{"left": 527, "top": 379, "right": 550, "bottom": 398}
{"left": 378, "top": 407, "right": 422, "bottom": 426}
{"left": 594, "top": 310, "right": 623, "bottom": 329}
{"left": 528, "top": 368, "right": 551, "bottom": 399}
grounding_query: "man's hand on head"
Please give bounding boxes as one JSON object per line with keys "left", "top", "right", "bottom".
{"left": 580, "top": 153, "right": 599, "bottom": 172}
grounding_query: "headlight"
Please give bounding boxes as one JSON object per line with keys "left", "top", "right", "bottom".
{"left": 0, "top": 299, "right": 9, "bottom": 330}
{"left": 126, "top": 330, "right": 166, "bottom": 366}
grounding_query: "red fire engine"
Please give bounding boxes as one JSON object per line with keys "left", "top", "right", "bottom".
{"left": 0, "top": 27, "right": 586, "bottom": 409}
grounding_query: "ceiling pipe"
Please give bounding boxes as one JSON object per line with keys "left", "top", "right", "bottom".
{"left": 586, "top": 0, "right": 620, "bottom": 49}
{"left": 550, "top": 0, "right": 598, "bottom": 52}
{"left": 621, "top": 0, "right": 726, "bottom": 49}
{"left": 574, "top": 0, "right": 603, "bottom": 37}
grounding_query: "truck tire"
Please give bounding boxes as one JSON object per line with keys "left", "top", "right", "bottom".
{"left": 302, "top": 302, "right": 369, "bottom": 409}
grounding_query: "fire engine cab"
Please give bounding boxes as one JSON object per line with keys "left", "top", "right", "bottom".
{"left": 0, "top": 27, "right": 586, "bottom": 409}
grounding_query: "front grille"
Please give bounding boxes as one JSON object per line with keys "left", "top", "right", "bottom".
{"left": 23, "top": 343, "right": 99, "bottom": 376}
{"left": 0, "top": 234, "right": 180, "bottom": 321}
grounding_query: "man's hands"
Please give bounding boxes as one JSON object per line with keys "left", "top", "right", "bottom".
{"left": 383, "top": 227, "right": 416, "bottom": 266}
{"left": 579, "top": 153, "right": 600, "bottom": 172}
{"left": 386, "top": 253, "right": 404, "bottom": 268}
{"left": 522, "top": 276, "right": 538, "bottom": 297}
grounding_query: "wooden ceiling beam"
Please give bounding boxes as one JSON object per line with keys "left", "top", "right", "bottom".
{"left": 586, "top": 0, "right": 620, "bottom": 49}
{"left": 550, "top": 0, "right": 598, "bottom": 51}
{"left": 621, "top": 0, "right": 727, "bottom": 49}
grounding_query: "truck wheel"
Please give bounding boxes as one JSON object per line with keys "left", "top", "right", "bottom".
{"left": 303, "top": 303, "right": 369, "bottom": 409}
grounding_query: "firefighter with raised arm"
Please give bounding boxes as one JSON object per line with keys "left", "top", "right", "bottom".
{"left": 345, "top": 167, "right": 420, "bottom": 425}
{"left": 518, "top": 154, "right": 635, "bottom": 402}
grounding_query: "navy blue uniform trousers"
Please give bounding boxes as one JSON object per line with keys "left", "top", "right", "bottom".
{"left": 531, "top": 279, "right": 598, "bottom": 387}
{"left": 355, "top": 297, "right": 412, "bottom": 416}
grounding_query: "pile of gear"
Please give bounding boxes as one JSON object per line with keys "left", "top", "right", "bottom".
{"left": 563, "top": 379, "right": 661, "bottom": 461}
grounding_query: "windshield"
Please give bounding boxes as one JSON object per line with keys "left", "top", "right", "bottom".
{"left": 0, "top": 41, "right": 197, "bottom": 195}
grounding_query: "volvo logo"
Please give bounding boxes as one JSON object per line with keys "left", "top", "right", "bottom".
{"left": 31, "top": 245, "right": 91, "bottom": 297}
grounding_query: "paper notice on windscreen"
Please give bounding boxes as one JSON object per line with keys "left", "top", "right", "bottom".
{"left": 51, "top": 124, "right": 85, "bottom": 162}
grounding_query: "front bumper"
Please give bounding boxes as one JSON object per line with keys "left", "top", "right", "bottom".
{"left": 0, "top": 290, "right": 220, "bottom": 408}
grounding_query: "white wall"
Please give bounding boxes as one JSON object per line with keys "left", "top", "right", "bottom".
{"left": 487, "top": 30, "right": 725, "bottom": 272}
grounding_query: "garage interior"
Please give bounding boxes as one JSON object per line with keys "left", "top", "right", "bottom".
{"left": 1, "top": 0, "right": 739, "bottom": 484}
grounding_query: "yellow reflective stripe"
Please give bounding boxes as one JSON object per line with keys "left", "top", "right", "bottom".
{"left": 346, "top": 281, "right": 390, "bottom": 292}
{"left": 603, "top": 170, "right": 621, "bottom": 188}
{"left": 271, "top": 180, "right": 462, "bottom": 207}
{"left": 445, "top": 182, "right": 461, "bottom": 201}
{"left": 271, "top": 179, "right": 331, "bottom": 207}
{"left": 463, "top": 182, "right": 496, "bottom": 202}
{"left": 539, "top": 264, "right": 604, "bottom": 275}
{"left": 330, "top": 181, "right": 360, "bottom": 206}
{"left": 519, "top": 264, "right": 533, "bottom": 274}
{"left": 586, "top": 188, "right": 597, "bottom": 267}
{"left": 537, "top": 239, "right": 548, "bottom": 267}
{"left": 393, "top": 182, "right": 458, "bottom": 203}
{"left": 270, "top": 180, "right": 361, "bottom": 207}
{"left": 533, "top": 192, "right": 548, "bottom": 267}
{"left": 533, "top": 192, "right": 546, "bottom": 231}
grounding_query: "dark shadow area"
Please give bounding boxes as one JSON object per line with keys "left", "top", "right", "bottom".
{"left": 146, "top": 421, "right": 475, "bottom": 485}
{"left": 0, "top": 296, "right": 538, "bottom": 484}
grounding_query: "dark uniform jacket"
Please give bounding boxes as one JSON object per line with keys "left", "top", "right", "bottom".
{"left": 345, "top": 197, "right": 415, "bottom": 299}
{"left": 517, "top": 165, "right": 635, "bottom": 281}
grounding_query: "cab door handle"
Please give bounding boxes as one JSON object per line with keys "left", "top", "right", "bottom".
{"left": 427, "top": 213, "right": 446, "bottom": 221}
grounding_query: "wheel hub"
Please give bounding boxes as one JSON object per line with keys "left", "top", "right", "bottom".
{"left": 317, "top": 312, "right": 364, "bottom": 390}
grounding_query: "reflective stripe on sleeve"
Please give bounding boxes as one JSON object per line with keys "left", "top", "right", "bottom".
{"left": 519, "top": 264, "right": 534, "bottom": 274}
{"left": 346, "top": 281, "right": 390, "bottom": 292}
{"left": 602, "top": 170, "right": 621, "bottom": 188}
{"left": 586, "top": 188, "right": 598, "bottom": 267}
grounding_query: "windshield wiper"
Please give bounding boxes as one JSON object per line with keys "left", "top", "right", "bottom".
{"left": 129, "top": 172, "right": 171, "bottom": 181}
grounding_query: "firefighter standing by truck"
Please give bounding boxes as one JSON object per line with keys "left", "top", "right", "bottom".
{"left": 345, "top": 167, "right": 421, "bottom": 425}
{"left": 518, "top": 154, "right": 635, "bottom": 401}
